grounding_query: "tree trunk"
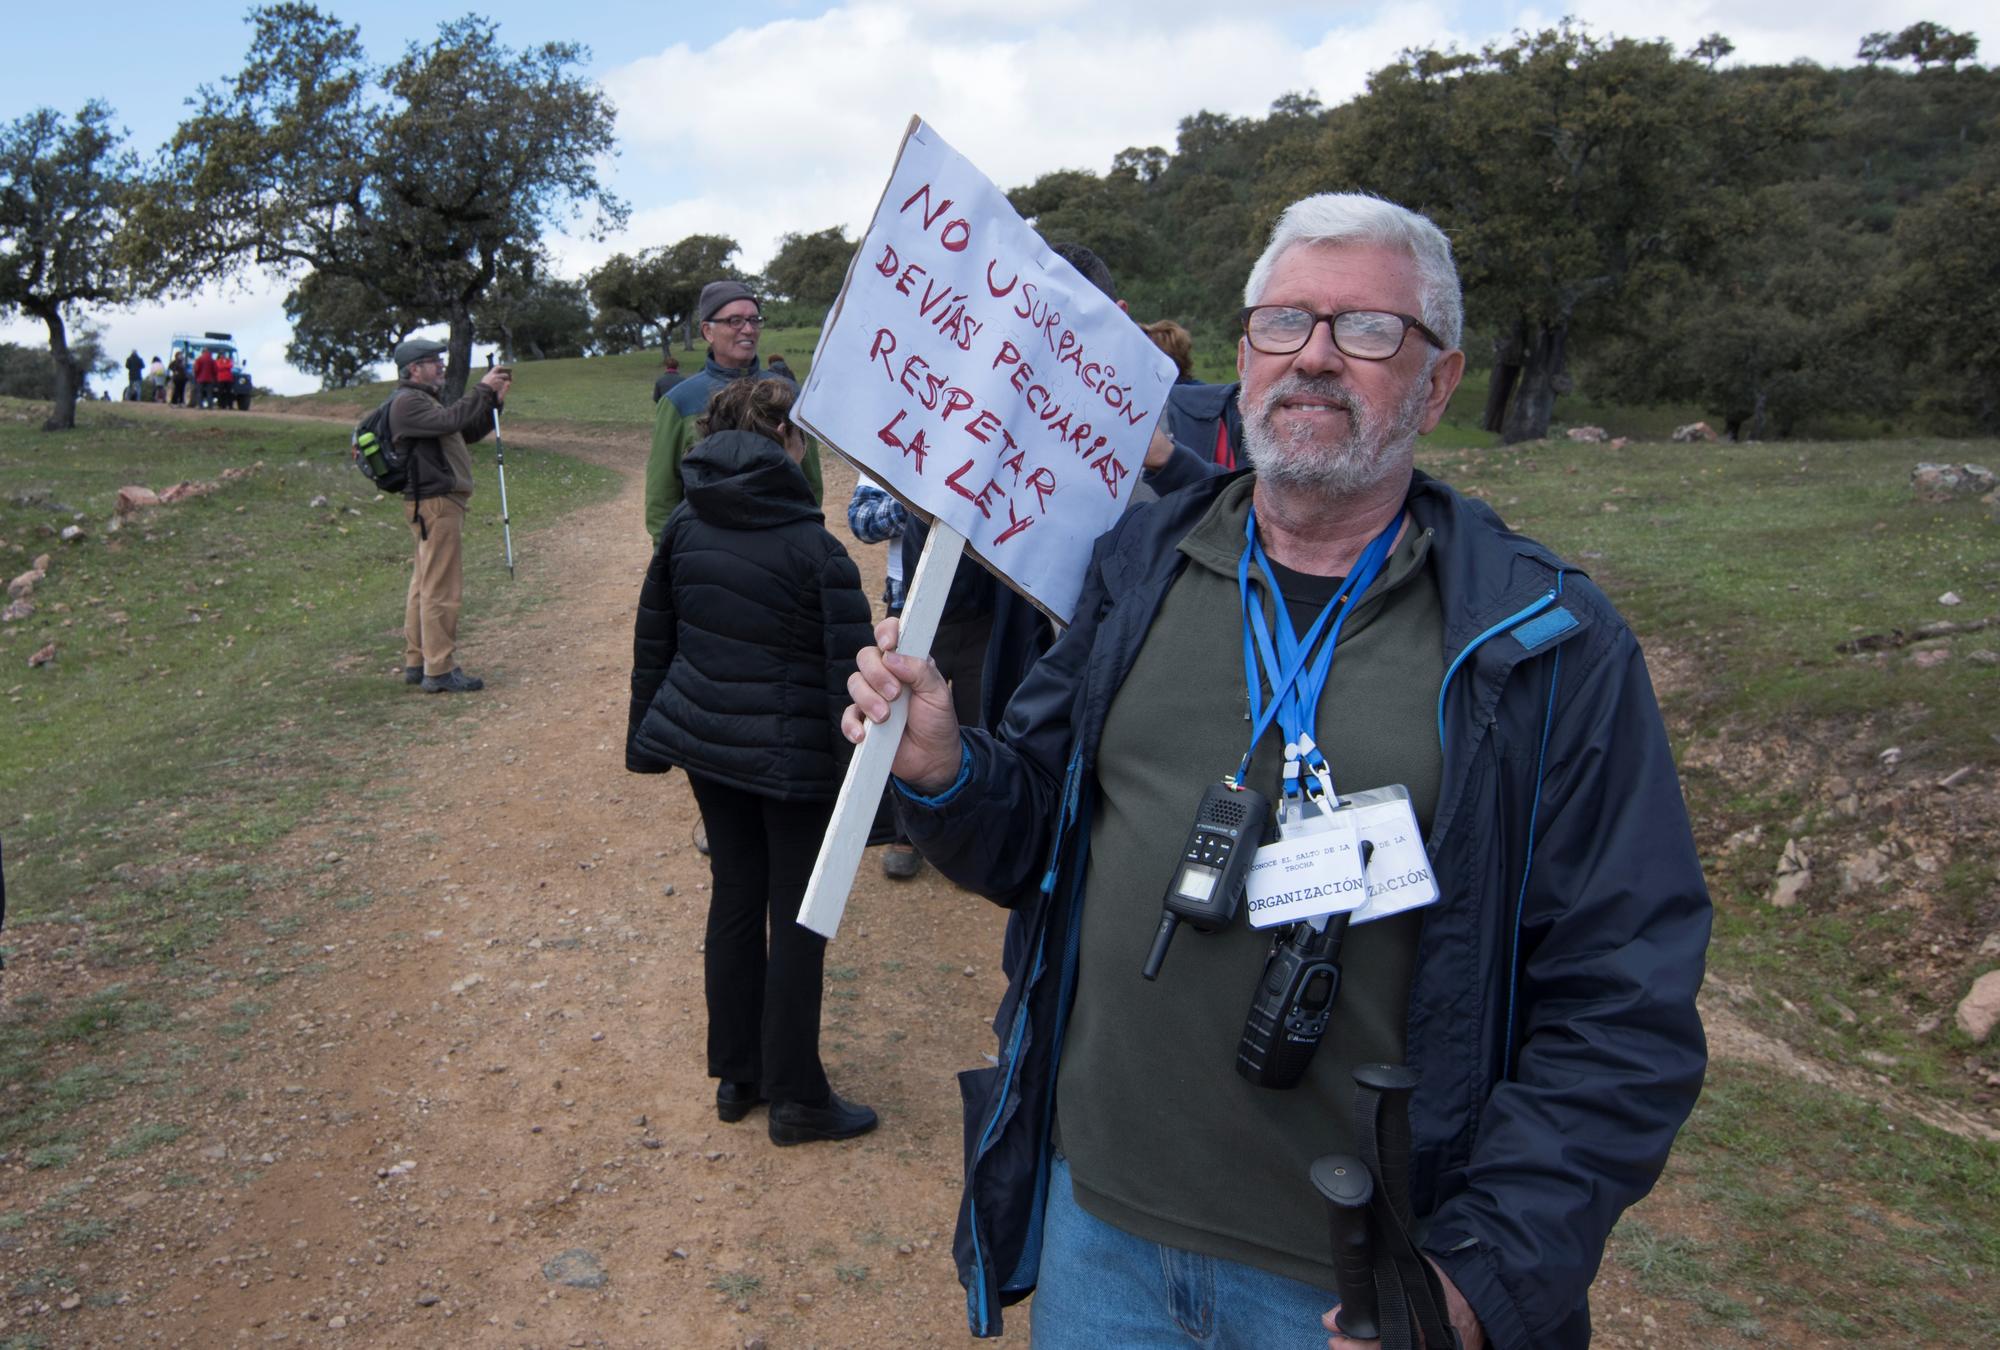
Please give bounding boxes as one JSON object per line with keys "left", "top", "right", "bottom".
{"left": 444, "top": 301, "right": 474, "bottom": 402}
{"left": 41, "top": 310, "right": 79, "bottom": 432}
{"left": 1482, "top": 321, "right": 1526, "bottom": 434}
{"left": 1748, "top": 389, "right": 1769, "bottom": 442}
{"left": 1499, "top": 321, "right": 1568, "bottom": 444}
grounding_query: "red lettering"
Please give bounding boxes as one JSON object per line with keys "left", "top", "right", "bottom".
{"left": 999, "top": 450, "right": 1026, "bottom": 482}
{"left": 964, "top": 409, "right": 1002, "bottom": 444}
{"left": 878, "top": 410, "right": 928, "bottom": 473}
{"left": 896, "top": 262, "right": 926, "bottom": 296}
{"left": 986, "top": 259, "right": 1018, "bottom": 298}
{"left": 897, "top": 182, "right": 971, "bottom": 252}
{"left": 945, "top": 460, "right": 1004, "bottom": 519}
{"left": 898, "top": 354, "right": 932, "bottom": 402}
{"left": 868, "top": 328, "right": 897, "bottom": 379}
{"left": 901, "top": 183, "right": 953, "bottom": 230}
{"left": 940, "top": 388, "right": 975, "bottom": 423}
{"left": 1093, "top": 450, "right": 1129, "bottom": 499}
{"left": 992, "top": 339, "right": 1022, "bottom": 371}
{"left": 1025, "top": 384, "right": 1048, "bottom": 413}
{"left": 994, "top": 496, "right": 1034, "bottom": 545}
{"left": 1010, "top": 361, "right": 1034, "bottom": 393}
{"left": 1026, "top": 465, "right": 1058, "bottom": 512}
{"left": 874, "top": 243, "right": 899, "bottom": 277}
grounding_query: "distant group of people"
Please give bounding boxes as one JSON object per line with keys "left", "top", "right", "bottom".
{"left": 124, "top": 347, "right": 251, "bottom": 409}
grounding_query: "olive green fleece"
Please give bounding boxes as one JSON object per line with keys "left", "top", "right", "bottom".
{"left": 1056, "top": 472, "right": 1445, "bottom": 1290}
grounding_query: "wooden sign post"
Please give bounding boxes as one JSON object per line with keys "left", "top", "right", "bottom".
{"left": 791, "top": 117, "right": 1175, "bottom": 939}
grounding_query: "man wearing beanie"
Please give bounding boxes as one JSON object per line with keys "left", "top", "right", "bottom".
{"left": 642, "top": 279, "right": 820, "bottom": 543}
{"left": 388, "top": 338, "right": 512, "bottom": 693}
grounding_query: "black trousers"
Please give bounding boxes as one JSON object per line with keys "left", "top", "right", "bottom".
{"left": 686, "top": 773, "right": 834, "bottom": 1106}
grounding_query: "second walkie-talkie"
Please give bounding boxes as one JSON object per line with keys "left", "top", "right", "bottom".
{"left": 1142, "top": 781, "right": 1272, "bottom": 980}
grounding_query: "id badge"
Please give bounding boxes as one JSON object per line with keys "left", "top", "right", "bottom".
{"left": 1242, "top": 795, "right": 1367, "bottom": 930}
{"left": 1342, "top": 785, "right": 1440, "bottom": 924}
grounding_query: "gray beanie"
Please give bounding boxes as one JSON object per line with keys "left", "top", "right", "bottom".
{"left": 699, "top": 280, "right": 758, "bottom": 323}
{"left": 392, "top": 338, "right": 448, "bottom": 371}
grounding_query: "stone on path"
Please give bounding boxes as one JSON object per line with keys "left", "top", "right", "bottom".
{"left": 1769, "top": 838, "right": 1811, "bottom": 909}
{"left": 115, "top": 485, "right": 162, "bottom": 516}
{"left": 1956, "top": 971, "right": 2000, "bottom": 1044}
{"left": 542, "top": 1247, "right": 608, "bottom": 1289}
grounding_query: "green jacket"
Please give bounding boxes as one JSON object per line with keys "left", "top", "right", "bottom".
{"left": 644, "top": 353, "right": 820, "bottom": 542}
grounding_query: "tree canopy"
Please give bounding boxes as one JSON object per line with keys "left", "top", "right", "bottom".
{"left": 586, "top": 234, "right": 741, "bottom": 353}
{"left": 0, "top": 102, "right": 143, "bottom": 428}
{"left": 764, "top": 227, "right": 856, "bottom": 310}
{"left": 137, "top": 3, "right": 623, "bottom": 398}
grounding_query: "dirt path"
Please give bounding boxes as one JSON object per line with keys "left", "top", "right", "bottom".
{"left": 16, "top": 411, "right": 1978, "bottom": 1347}
{"left": 37, "top": 422, "right": 1025, "bottom": 1347}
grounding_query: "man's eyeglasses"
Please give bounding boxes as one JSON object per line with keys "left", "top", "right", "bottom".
{"left": 1238, "top": 306, "right": 1444, "bottom": 361}
{"left": 707, "top": 315, "right": 765, "bottom": 332}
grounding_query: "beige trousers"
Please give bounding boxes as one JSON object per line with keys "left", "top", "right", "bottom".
{"left": 403, "top": 498, "right": 465, "bottom": 676}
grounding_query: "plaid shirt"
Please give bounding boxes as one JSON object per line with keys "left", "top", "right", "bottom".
{"left": 846, "top": 480, "right": 908, "bottom": 543}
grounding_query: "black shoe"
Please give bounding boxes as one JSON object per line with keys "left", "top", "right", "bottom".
{"left": 421, "top": 667, "right": 484, "bottom": 693}
{"left": 768, "top": 1092, "right": 878, "bottom": 1146}
{"left": 881, "top": 845, "right": 924, "bottom": 880}
{"left": 403, "top": 665, "right": 423, "bottom": 685}
{"left": 716, "top": 1081, "right": 765, "bottom": 1123}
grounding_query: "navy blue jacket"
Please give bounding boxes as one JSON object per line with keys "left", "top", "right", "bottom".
{"left": 1163, "top": 379, "right": 1244, "bottom": 468}
{"left": 894, "top": 469, "right": 1711, "bottom": 1346}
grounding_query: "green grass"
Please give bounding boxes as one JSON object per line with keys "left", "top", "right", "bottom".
{"left": 1414, "top": 435, "right": 1999, "bottom": 753}
{"left": 1618, "top": 1063, "right": 2000, "bottom": 1344}
{"left": 0, "top": 396, "right": 616, "bottom": 1149}
{"left": 1421, "top": 432, "right": 1999, "bottom": 1113}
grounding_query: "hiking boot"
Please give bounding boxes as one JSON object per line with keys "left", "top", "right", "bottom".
{"left": 692, "top": 819, "right": 710, "bottom": 856}
{"left": 716, "top": 1081, "right": 765, "bottom": 1124}
{"left": 421, "top": 667, "right": 485, "bottom": 693}
{"left": 403, "top": 665, "right": 423, "bottom": 685}
{"left": 881, "top": 844, "right": 924, "bottom": 880}
{"left": 768, "top": 1092, "right": 878, "bottom": 1146}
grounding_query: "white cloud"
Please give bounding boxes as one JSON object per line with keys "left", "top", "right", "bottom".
{"left": 593, "top": 3, "right": 1461, "bottom": 270}
{"left": 11, "top": 1, "right": 1982, "bottom": 393}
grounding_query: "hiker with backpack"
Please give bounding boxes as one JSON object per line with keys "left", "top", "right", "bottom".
{"left": 385, "top": 338, "right": 509, "bottom": 693}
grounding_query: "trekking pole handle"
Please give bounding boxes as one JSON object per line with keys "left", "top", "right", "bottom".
{"left": 1310, "top": 1153, "right": 1379, "bottom": 1340}
{"left": 1354, "top": 1062, "right": 1421, "bottom": 1233}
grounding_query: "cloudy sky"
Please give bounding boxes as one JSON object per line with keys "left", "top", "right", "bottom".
{"left": 3, "top": 1, "right": 1983, "bottom": 393}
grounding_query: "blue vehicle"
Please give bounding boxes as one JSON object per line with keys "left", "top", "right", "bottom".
{"left": 169, "top": 330, "right": 253, "bottom": 409}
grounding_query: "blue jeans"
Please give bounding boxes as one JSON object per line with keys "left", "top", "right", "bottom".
{"left": 1031, "top": 1155, "right": 1337, "bottom": 1349}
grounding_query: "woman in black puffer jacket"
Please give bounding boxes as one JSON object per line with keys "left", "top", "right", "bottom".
{"left": 626, "top": 377, "right": 879, "bottom": 1146}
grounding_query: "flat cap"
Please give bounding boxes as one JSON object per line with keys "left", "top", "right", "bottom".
{"left": 392, "top": 338, "right": 448, "bottom": 370}
{"left": 699, "top": 280, "right": 758, "bottom": 323}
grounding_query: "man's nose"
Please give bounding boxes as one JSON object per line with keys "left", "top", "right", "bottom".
{"left": 1290, "top": 317, "right": 1348, "bottom": 375}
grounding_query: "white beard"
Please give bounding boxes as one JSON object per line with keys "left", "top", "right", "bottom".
{"left": 1240, "top": 370, "right": 1431, "bottom": 497}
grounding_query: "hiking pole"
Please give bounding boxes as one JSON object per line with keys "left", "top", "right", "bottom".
{"left": 1311, "top": 1153, "right": 1380, "bottom": 1340}
{"left": 492, "top": 408, "right": 515, "bottom": 579}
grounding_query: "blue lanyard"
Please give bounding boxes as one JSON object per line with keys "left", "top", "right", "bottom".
{"left": 1235, "top": 506, "right": 1404, "bottom": 795}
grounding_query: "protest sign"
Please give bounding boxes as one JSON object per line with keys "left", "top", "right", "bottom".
{"left": 793, "top": 116, "right": 1176, "bottom": 938}
{"left": 793, "top": 117, "right": 1176, "bottom": 625}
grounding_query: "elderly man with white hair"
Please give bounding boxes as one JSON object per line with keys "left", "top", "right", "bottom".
{"left": 844, "top": 193, "right": 1710, "bottom": 1350}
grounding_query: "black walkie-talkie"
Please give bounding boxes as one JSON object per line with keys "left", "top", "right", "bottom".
{"left": 1236, "top": 915, "right": 1349, "bottom": 1088}
{"left": 1141, "top": 782, "right": 1271, "bottom": 981}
